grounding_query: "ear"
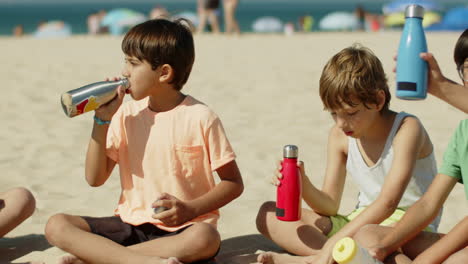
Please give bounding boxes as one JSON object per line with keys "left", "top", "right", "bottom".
{"left": 159, "top": 64, "right": 174, "bottom": 84}
{"left": 375, "top": 90, "right": 386, "bottom": 111}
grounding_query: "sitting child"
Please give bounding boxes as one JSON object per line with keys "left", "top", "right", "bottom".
{"left": 44, "top": 19, "right": 243, "bottom": 264}
{"left": 255, "top": 44, "right": 440, "bottom": 264}
{"left": 354, "top": 28, "right": 468, "bottom": 264}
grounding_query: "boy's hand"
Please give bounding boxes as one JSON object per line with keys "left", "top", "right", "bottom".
{"left": 94, "top": 77, "right": 127, "bottom": 122}
{"left": 271, "top": 160, "right": 283, "bottom": 186}
{"left": 151, "top": 193, "right": 196, "bottom": 226}
{"left": 297, "top": 161, "right": 308, "bottom": 183}
{"left": 420, "top": 52, "right": 448, "bottom": 97}
{"left": 271, "top": 160, "right": 308, "bottom": 187}
{"left": 367, "top": 245, "right": 388, "bottom": 262}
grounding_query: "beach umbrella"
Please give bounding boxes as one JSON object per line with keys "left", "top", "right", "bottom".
{"left": 101, "top": 8, "right": 147, "bottom": 35}
{"left": 252, "top": 16, "right": 283, "bottom": 33}
{"left": 384, "top": 11, "right": 441, "bottom": 28}
{"left": 172, "top": 11, "right": 199, "bottom": 27}
{"left": 382, "top": 0, "right": 443, "bottom": 14}
{"left": 426, "top": 7, "right": 468, "bottom": 31}
{"left": 319, "top": 12, "right": 358, "bottom": 31}
{"left": 34, "top": 20, "right": 72, "bottom": 38}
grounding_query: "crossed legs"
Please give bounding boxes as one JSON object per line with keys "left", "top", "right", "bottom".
{"left": 0, "top": 187, "right": 36, "bottom": 238}
{"left": 255, "top": 201, "right": 333, "bottom": 263}
{"left": 45, "top": 213, "right": 220, "bottom": 264}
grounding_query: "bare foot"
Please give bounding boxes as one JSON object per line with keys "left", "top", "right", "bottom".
{"left": 166, "top": 257, "right": 183, "bottom": 264}
{"left": 58, "top": 255, "right": 85, "bottom": 264}
{"left": 143, "top": 256, "right": 183, "bottom": 264}
{"left": 256, "top": 252, "right": 307, "bottom": 264}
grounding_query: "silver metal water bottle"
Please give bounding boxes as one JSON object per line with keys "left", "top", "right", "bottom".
{"left": 61, "top": 78, "right": 129, "bottom": 117}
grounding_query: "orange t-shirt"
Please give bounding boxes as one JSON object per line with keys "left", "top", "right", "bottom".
{"left": 106, "top": 95, "right": 236, "bottom": 231}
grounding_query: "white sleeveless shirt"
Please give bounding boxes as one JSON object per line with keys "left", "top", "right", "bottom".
{"left": 346, "top": 112, "right": 441, "bottom": 231}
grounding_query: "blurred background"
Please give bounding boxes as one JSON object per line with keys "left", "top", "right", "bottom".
{"left": 1, "top": 0, "right": 468, "bottom": 37}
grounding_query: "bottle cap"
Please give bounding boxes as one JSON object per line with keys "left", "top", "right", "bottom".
{"left": 405, "top": 4, "right": 424, "bottom": 18}
{"left": 283, "top": 145, "right": 298, "bottom": 158}
{"left": 332, "top": 237, "right": 358, "bottom": 264}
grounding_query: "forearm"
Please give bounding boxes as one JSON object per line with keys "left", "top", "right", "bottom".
{"left": 188, "top": 177, "right": 243, "bottom": 218}
{"left": 380, "top": 198, "right": 440, "bottom": 253}
{"left": 413, "top": 216, "right": 468, "bottom": 264}
{"left": 85, "top": 122, "right": 111, "bottom": 186}
{"left": 430, "top": 78, "right": 468, "bottom": 113}
{"left": 332, "top": 200, "right": 397, "bottom": 245}
{"left": 302, "top": 177, "right": 339, "bottom": 216}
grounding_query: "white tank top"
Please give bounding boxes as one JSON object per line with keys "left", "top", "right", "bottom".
{"left": 346, "top": 112, "right": 441, "bottom": 231}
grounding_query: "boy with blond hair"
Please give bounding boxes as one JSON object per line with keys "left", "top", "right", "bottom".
{"left": 354, "top": 29, "right": 468, "bottom": 264}
{"left": 256, "top": 44, "right": 440, "bottom": 264}
{"left": 45, "top": 19, "right": 243, "bottom": 264}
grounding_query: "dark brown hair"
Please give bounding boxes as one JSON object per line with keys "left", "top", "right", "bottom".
{"left": 122, "top": 19, "right": 195, "bottom": 90}
{"left": 454, "top": 28, "right": 468, "bottom": 70}
{"left": 319, "top": 44, "right": 390, "bottom": 112}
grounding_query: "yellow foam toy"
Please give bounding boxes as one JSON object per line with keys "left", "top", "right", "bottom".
{"left": 332, "top": 237, "right": 357, "bottom": 264}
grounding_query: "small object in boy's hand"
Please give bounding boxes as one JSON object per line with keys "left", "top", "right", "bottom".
{"left": 153, "top": 206, "right": 169, "bottom": 214}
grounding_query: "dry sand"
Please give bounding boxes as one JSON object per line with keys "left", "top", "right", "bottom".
{"left": 0, "top": 32, "right": 466, "bottom": 264}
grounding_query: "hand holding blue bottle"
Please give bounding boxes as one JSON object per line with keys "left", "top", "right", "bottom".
{"left": 396, "top": 4, "right": 428, "bottom": 100}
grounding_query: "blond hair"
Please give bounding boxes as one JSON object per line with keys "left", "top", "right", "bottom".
{"left": 319, "top": 44, "right": 390, "bottom": 112}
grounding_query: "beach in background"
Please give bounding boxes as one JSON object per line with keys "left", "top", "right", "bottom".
{"left": 1, "top": 0, "right": 467, "bottom": 36}
{"left": 0, "top": 31, "right": 466, "bottom": 263}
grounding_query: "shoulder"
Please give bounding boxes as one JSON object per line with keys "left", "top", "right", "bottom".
{"left": 393, "top": 112, "right": 430, "bottom": 151}
{"left": 328, "top": 124, "right": 348, "bottom": 154}
{"left": 452, "top": 119, "right": 468, "bottom": 139}
{"left": 456, "top": 119, "right": 468, "bottom": 132}
{"left": 396, "top": 113, "right": 424, "bottom": 135}
{"left": 182, "top": 95, "right": 221, "bottom": 125}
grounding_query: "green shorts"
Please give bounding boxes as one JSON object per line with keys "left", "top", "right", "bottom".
{"left": 328, "top": 207, "right": 433, "bottom": 237}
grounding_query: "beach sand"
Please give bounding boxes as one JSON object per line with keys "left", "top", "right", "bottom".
{"left": 1, "top": 32, "right": 466, "bottom": 264}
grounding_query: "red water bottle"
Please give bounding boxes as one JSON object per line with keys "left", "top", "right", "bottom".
{"left": 276, "top": 145, "right": 301, "bottom": 221}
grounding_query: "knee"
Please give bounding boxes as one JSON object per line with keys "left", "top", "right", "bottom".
{"left": 9, "top": 187, "right": 36, "bottom": 218}
{"left": 443, "top": 249, "right": 468, "bottom": 264}
{"left": 256, "top": 201, "right": 276, "bottom": 234}
{"left": 354, "top": 224, "right": 381, "bottom": 247}
{"left": 45, "top": 213, "right": 72, "bottom": 246}
{"left": 188, "top": 223, "right": 220, "bottom": 257}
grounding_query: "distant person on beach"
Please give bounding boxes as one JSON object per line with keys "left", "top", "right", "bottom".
{"left": 12, "top": 24, "right": 24, "bottom": 37}
{"left": 355, "top": 5, "right": 367, "bottom": 31}
{"left": 354, "top": 5, "right": 382, "bottom": 32}
{"left": 255, "top": 44, "right": 440, "bottom": 264}
{"left": 150, "top": 5, "right": 169, "bottom": 19}
{"left": 197, "top": 0, "right": 221, "bottom": 33}
{"left": 87, "top": 10, "right": 107, "bottom": 34}
{"left": 223, "top": 0, "right": 240, "bottom": 34}
{"left": 298, "top": 15, "right": 313, "bottom": 32}
{"left": 0, "top": 188, "right": 35, "bottom": 238}
{"left": 354, "top": 29, "right": 468, "bottom": 264}
{"left": 44, "top": 18, "right": 243, "bottom": 264}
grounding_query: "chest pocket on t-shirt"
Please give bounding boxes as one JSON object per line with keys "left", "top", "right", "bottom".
{"left": 173, "top": 144, "right": 204, "bottom": 180}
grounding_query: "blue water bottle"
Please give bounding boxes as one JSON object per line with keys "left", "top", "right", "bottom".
{"left": 396, "top": 4, "right": 427, "bottom": 100}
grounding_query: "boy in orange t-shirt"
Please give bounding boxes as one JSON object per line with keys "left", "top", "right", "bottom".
{"left": 45, "top": 19, "right": 243, "bottom": 264}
